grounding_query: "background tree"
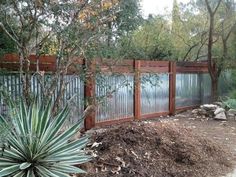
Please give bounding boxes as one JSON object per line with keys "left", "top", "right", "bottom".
{"left": 203, "top": 0, "right": 236, "bottom": 101}
{"left": 101, "top": 0, "right": 143, "bottom": 58}
{"left": 0, "top": 28, "right": 17, "bottom": 56}
{"left": 0, "top": 0, "right": 119, "bottom": 109}
{"left": 169, "top": 0, "right": 236, "bottom": 100}
{"left": 120, "top": 16, "right": 173, "bottom": 60}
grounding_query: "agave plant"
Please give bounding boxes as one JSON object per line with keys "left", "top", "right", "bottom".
{"left": 0, "top": 100, "right": 91, "bottom": 177}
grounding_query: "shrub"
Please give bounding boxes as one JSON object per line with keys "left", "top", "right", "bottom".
{"left": 222, "top": 98, "right": 236, "bottom": 109}
{"left": 0, "top": 100, "right": 90, "bottom": 176}
{"left": 229, "top": 90, "right": 236, "bottom": 99}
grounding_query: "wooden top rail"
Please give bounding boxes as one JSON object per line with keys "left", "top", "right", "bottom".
{"left": 0, "top": 54, "right": 209, "bottom": 74}
{"left": 0, "top": 54, "right": 56, "bottom": 72}
{"left": 176, "top": 61, "right": 208, "bottom": 73}
{"left": 95, "top": 59, "right": 134, "bottom": 73}
{"left": 139, "top": 60, "right": 169, "bottom": 73}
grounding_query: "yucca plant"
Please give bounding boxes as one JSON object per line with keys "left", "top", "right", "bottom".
{"left": 0, "top": 99, "right": 91, "bottom": 177}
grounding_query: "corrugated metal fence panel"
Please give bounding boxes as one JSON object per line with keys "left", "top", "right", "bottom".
{"left": 0, "top": 74, "right": 21, "bottom": 115}
{"left": 63, "top": 75, "right": 84, "bottom": 124}
{"left": 0, "top": 74, "right": 84, "bottom": 124}
{"left": 96, "top": 74, "right": 134, "bottom": 122}
{"left": 218, "top": 71, "right": 232, "bottom": 97}
{"left": 141, "top": 74, "right": 169, "bottom": 114}
{"left": 201, "top": 73, "right": 211, "bottom": 104}
{"left": 176, "top": 74, "right": 201, "bottom": 108}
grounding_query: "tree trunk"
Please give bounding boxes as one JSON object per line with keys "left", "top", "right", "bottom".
{"left": 20, "top": 50, "right": 31, "bottom": 106}
{"left": 204, "top": 0, "right": 222, "bottom": 103}
{"left": 211, "top": 77, "right": 218, "bottom": 102}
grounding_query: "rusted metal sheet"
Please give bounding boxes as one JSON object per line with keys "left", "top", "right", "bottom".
{"left": 141, "top": 73, "right": 170, "bottom": 114}
{"left": 95, "top": 74, "right": 134, "bottom": 122}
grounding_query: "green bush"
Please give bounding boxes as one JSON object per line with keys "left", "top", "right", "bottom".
{"left": 222, "top": 98, "right": 236, "bottom": 109}
{"left": 229, "top": 90, "right": 236, "bottom": 99}
{"left": 0, "top": 100, "right": 90, "bottom": 176}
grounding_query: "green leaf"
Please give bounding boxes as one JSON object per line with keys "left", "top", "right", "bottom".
{"left": 0, "top": 164, "right": 20, "bottom": 176}
{"left": 0, "top": 98, "right": 90, "bottom": 176}
{"left": 19, "top": 162, "right": 31, "bottom": 170}
{"left": 12, "top": 171, "right": 25, "bottom": 177}
{"left": 51, "top": 164, "right": 86, "bottom": 174}
{"left": 26, "top": 169, "right": 35, "bottom": 177}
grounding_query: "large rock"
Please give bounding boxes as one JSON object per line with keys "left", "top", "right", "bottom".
{"left": 213, "top": 102, "right": 223, "bottom": 107}
{"left": 214, "top": 112, "right": 227, "bottom": 120}
{"left": 227, "top": 113, "right": 235, "bottom": 120}
{"left": 192, "top": 108, "right": 207, "bottom": 114}
{"left": 192, "top": 109, "right": 200, "bottom": 114}
{"left": 201, "top": 104, "right": 218, "bottom": 111}
{"left": 228, "top": 109, "right": 236, "bottom": 115}
{"left": 214, "top": 108, "right": 225, "bottom": 115}
{"left": 227, "top": 109, "right": 236, "bottom": 121}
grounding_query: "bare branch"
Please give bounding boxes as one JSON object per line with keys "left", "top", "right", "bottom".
{"left": 0, "top": 22, "right": 22, "bottom": 48}
{"left": 183, "top": 43, "right": 199, "bottom": 61}
{"left": 205, "top": 0, "right": 222, "bottom": 15}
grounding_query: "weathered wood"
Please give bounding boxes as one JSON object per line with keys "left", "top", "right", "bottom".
{"left": 176, "top": 61, "right": 208, "bottom": 73}
{"left": 134, "top": 60, "right": 141, "bottom": 120}
{"left": 141, "top": 112, "right": 169, "bottom": 120}
{"left": 176, "top": 66, "right": 208, "bottom": 73}
{"left": 169, "top": 61, "right": 176, "bottom": 115}
{"left": 95, "top": 117, "right": 134, "bottom": 127}
{"left": 175, "top": 105, "right": 199, "bottom": 113}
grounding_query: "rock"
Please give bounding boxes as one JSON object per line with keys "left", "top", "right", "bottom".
{"left": 213, "top": 102, "right": 223, "bottom": 107}
{"left": 214, "top": 112, "right": 227, "bottom": 120}
{"left": 201, "top": 104, "right": 218, "bottom": 111}
{"left": 199, "top": 109, "right": 208, "bottom": 115}
{"left": 214, "top": 108, "right": 225, "bottom": 115}
{"left": 227, "top": 114, "right": 235, "bottom": 121}
{"left": 228, "top": 109, "right": 236, "bottom": 115}
{"left": 192, "top": 109, "right": 199, "bottom": 114}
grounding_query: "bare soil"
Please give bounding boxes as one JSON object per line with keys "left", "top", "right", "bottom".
{"left": 79, "top": 111, "right": 236, "bottom": 177}
{"left": 175, "top": 111, "right": 236, "bottom": 161}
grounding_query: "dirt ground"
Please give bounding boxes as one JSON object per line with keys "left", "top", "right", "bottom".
{"left": 175, "top": 110, "right": 236, "bottom": 160}
{"left": 79, "top": 110, "right": 236, "bottom": 177}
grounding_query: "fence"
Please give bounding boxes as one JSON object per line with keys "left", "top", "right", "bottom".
{"left": 0, "top": 54, "right": 211, "bottom": 130}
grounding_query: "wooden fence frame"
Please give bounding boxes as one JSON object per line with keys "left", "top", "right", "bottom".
{"left": 0, "top": 54, "right": 209, "bottom": 130}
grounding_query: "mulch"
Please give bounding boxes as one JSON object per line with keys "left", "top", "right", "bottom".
{"left": 79, "top": 121, "right": 233, "bottom": 177}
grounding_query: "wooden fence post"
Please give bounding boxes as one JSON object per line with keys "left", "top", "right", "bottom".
{"left": 134, "top": 60, "right": 141, "bottom": 120}
{"left": 84, "top": 59, "right": 96, "bottom": 130}
{"left": 169, "top": 61, "right": 176, "bottom": 115}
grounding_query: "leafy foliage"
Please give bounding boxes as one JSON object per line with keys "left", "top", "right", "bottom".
{"left": 223, "top": 98, "right": 236, "bottom": 109}
{"left": 0, "top": 100, "right": 90, "bottom": 176}
{"left": 0, "top": 29, "right": 16, "bottom": 57}
{"left": 118, "top": 16, "right": 173, "bottom": 60}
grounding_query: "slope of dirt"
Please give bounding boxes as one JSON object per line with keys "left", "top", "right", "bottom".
{"left": 80, "top": 121, "right": 233, "bottom": 177}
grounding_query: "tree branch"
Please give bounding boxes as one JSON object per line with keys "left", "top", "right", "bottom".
{"left": 0, "top": 22, "right": 22, "bottom": 48}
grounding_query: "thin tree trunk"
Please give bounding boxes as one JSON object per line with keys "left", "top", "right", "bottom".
{"left": 211, "top": 77, "right": 218, "bottom": 102}
{"left": 205, "top": 0, "right": 222, "bottom": 102}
